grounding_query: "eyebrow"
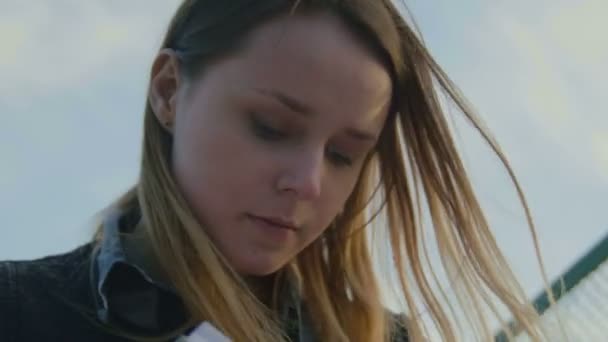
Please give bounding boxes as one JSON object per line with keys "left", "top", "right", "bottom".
{"left": 254, "top": 88, "right": 313, "bottom": 116}
{"left": 253, "top": 87, "right": 378, "bottom": 142}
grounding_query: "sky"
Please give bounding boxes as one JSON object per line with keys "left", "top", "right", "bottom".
{"left": 1, "top": 0, "right": 606, "bottom": 332}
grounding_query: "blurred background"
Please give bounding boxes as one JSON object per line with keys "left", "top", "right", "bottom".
{"left": 1, "top": 0, "right": 606, "bottom": 339}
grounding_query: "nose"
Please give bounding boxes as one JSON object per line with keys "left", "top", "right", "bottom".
{"left": 276, "top": 150, "right": 324, "bottom": 200}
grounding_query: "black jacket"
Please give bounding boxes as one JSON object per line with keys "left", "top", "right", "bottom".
{"left": 0, "top": 244, "right": 408, "bottom": 341}
{"left": 0, "top": 243, "right": 137, "bottom": 341}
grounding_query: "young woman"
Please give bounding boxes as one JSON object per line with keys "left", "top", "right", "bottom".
{"left": 0, "top": 1, "right": 553, "bottom": 341}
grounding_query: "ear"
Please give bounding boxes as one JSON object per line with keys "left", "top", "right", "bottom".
{"left": 148, "top": 49, "right": 182, "bottom": 133}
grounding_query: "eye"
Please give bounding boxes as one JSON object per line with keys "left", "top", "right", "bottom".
{"left": 250, "top": 116, "right": 286, "bottom": 141}
{"left": 326, "top": 147, "right": 353, "bottom": 167}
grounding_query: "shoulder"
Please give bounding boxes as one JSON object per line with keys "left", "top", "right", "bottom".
{"left": 3, "top": 242, "right": 94, "bottom": 274}
{"left": 0, "top": 259, "right": 18, "bottom": 341}
{"left": 0, "top": 243, "right": 125, "bottom": 341}
{"left": 1, "top": 243, "right": 95, "bottom": 300}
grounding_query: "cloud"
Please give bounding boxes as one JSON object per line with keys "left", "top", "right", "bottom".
{"left": 592, "top": 133, "right": 608, "bottom": 176}
{"left": 0, "top": 1, "right": 180, "bottom": 102}
{"left": 428, "top": 0, "right": 608, "bottom": 312}
{"left": 0, "top": 1, "right": 182, "bottom": 259}
{"left": 545, "top": 0, "right": 608, "bottom": 68}
{"left": 501, "top": 20, "right": 574, "bottom": 128}
{"left": 479, "top": 1, "right": 608, "bottom": 183}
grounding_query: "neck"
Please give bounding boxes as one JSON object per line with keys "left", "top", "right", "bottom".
{"left": 246, "top": 274, "right": 277, "bottom": 306}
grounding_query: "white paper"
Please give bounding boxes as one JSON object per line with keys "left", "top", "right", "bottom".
{"left": 180, "top": 322, "right": 232, "bottom": 342}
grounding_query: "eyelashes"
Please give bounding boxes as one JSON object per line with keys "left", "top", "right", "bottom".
{"left": 250, "top": 116, "right": 287, "bottom": 141}
{"left": 326, "top": 146, "right": 353, "bottom": 167}
{"left": 249, "top": 114, "right": 354, "bottom": 167}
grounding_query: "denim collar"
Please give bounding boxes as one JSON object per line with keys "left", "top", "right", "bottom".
{"left": 94, "top": 207, "right": 315, "bottom": 340}
{"left": 95, "top": 208, "right": 186, "bottom": 335}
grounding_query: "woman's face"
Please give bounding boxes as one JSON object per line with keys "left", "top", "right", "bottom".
{"left": 160, "top": 12, "right": 391, "bottom": 275}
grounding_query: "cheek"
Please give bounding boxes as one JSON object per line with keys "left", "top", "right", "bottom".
{"left": 311, "top": 176, "right": 359, "bottom": 233}
{"left": 172, "top": 120, "right": 231, "bottom": 210}
{"left": 171, "top": 113, "right": 273, "bottom": 221}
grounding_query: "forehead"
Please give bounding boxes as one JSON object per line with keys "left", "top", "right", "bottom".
{"left": 205, "top": 12, "right": 393, "bottom": 131}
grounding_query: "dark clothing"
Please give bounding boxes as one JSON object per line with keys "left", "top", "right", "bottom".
{"left": 94, "top": 208, "right": 191, "bottom": 336}
{"left": 0, "top": 208, "right": 408, "bottom": 341}
{"left": 0, "top": 243, "right": 136, "bottom": 341}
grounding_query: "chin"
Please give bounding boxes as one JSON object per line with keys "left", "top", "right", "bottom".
{"left": 233, "top": 257, "right": 287, "bottom": 276}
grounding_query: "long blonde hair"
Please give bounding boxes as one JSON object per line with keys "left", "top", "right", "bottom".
{"left": 96, "top": 0, "right": 555, "bottom": 341}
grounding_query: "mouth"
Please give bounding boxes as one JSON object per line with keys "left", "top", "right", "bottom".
{"left": 247, "top": 214, "right": 299, "bottom": 231}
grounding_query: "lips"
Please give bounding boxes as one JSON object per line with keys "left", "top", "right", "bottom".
{"left": 248, "top": 214, "right": 299, "bottom": 231}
